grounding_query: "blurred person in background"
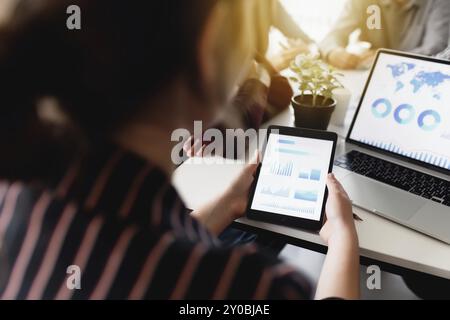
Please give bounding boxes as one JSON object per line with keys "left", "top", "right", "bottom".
{"left": 255, "top": 0, "right": 314, "bottom": 72}
{"left": 227, "top": 0, "right": 316, "bottom": 126}
{"left": 192, "top": 0, "right": 315, "bottom": 158}
{"left": 320, "top": 0, "right": 450, "bottom": 69}
{"left": 0, "top": 0, "right": 359, "bottom": 300}
{"left": 250, "top": 0, "right": 315, "bottom": 119}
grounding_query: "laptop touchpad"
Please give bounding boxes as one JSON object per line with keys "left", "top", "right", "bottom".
{"left": 340, "top": 174, "right": 425, "bottom": 221}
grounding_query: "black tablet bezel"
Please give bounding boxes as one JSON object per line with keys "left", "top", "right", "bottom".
{"left": 246, "top": 126, "right": 338, "bottom": 231}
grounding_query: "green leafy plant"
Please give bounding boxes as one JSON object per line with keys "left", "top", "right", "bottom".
{"left": 290, "top": 54, "right": 343, "bottom": 107}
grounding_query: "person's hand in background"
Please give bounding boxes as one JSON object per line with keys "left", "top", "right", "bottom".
{"left": 328, "top": 47, "right": 360, "bottom": 70}
{"left": 270, "top": 39, "right": 311, "bottom": 71}
{"left": 357, "top": 49, "right": 376, "bottom": 70}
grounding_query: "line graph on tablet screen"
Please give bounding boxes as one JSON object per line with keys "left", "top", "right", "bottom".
{"left": 260, "top": 185, "right": 290, "bottom": 198}
{"left": 268, "top": 161, "right": 293, "bottom": 177}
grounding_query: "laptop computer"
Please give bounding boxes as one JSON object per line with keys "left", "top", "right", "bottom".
{"left": 333, "top": 49, "right": 450, "bottom": 244}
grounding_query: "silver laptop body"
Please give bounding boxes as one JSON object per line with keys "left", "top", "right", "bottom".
{"left": 335, "top": 50, "right": 450, "bottom": 244}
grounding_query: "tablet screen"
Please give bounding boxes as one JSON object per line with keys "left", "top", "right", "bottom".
{"left": 251, "top": 133, "right": 334, "bottom": 221}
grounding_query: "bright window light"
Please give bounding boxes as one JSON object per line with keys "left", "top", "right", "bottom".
{"left": 268, "top": 0, "right": 346, "bottom": 57}
{"left": 280, "top": 0, "right": 346, "bottom": 42}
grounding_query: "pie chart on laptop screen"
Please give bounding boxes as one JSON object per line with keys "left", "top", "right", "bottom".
{"left": 350, "top": 52, "right": 450, "bottom": 170}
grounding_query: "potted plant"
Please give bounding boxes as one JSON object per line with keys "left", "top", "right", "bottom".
{"left": 289, "top": 54, "right": 343, "bottom": 130}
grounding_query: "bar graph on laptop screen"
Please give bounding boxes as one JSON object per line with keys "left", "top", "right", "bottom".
{"left": 349, "top": 52, "right": 450, "bottom": 171}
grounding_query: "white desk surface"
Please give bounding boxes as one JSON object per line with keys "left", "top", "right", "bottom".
{"left": 172, "top": 70, "right": 450, "bottom": 280}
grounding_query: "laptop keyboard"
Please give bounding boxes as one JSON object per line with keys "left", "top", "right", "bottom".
{"left": 334, "top": 151, "right": 450, "bottom": 207}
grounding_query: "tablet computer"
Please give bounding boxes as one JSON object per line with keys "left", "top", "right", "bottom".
{"left": 247, "top": 126, "right": 338, "bottom": 231}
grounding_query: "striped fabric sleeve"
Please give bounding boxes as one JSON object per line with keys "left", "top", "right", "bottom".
{"left": 67, "top": 226, "right": 311, "bottom": 300}
{"left": 159, "top": 186, "right": 218, "bottom": 246}
{"left": 0, "top": 182, "right": 11, "bottom": 290}
{"left": 0, "top": 189, "right": 311, "bottom": 300}
{"left": 0, "top": 149, "right": 312, "bottom": 300}
{"left": 132, "top": 236, "right": 312, "bottom": 300}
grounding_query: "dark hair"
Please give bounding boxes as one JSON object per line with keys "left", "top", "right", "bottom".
{"left": 0, "top": 0, "right": 218, "bottom": 182}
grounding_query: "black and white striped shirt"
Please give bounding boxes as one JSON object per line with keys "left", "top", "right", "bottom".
{"left": 0, "top": 143, "right": 311, "bottom": 299}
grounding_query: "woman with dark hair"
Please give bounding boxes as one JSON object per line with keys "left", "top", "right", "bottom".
{"left": 0, "top": 0, "right": 359, "bottom": 300}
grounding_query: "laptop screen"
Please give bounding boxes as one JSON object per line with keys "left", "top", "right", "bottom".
{"left": 348, "top": 51, "right": 450, "bottom": 173}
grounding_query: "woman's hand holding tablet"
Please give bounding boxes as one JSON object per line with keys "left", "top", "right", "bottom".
{"left": 247, "top": 126, "right": 338, "bottom": 231}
